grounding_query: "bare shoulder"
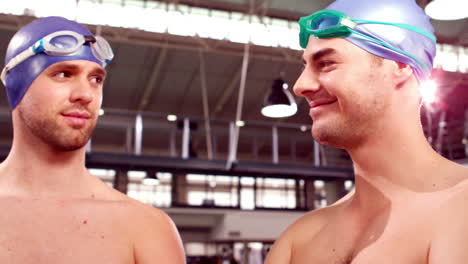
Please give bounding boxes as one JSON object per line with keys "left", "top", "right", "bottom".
{"left": 265, "top": 193, "right": 352, "bottom": 264}
{"left": 91, "top": 182, "right": 185, "bottom": 264}
{"left": 113, "top": 194, "right": 185, "bottom": 264}
{"left": 438, "top": 166, "right": 468, "bottom": 208}
{"left": 428, "top": 168, "right": 468, "bottom": 262}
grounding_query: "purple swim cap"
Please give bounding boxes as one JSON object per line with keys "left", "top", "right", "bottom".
{"left": 325, "top": 0, "right": 436, "bottom": 82}
{"left": 3, "top": 16, "right": 103, "bottom": 109}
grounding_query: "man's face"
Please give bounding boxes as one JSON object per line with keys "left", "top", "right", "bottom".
{"left": 294, "top": 37, "right": 393, "bottom": 149}
{"left": 15, "top": 60, "right": 106, "bottom": 152}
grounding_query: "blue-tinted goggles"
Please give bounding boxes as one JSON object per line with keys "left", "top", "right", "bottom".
{"left": 298, "top": 10, "right": 436, "bottom": 70}
{"left": 1, "top": 30, "right": 114, "bottom": 85}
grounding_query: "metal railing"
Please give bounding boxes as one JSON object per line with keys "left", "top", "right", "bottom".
{"left": 0, "top": 107, "right": 466, "bottom": 165}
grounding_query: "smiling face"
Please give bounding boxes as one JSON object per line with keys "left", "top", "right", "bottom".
{"left": 294, "top": 37, "right": 394, "bottom": 149}
{"left": 14, "top": 60, "right": 106, "bottom": 152}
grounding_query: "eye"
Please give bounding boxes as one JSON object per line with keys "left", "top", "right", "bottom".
{"left": 315, "top": 59, "right": 338, "bottom": 73}
{"left": 54, "top": 71, "right": 72, "bottom": 79}
{"left": 318, "top": 60, "right": 335, "bottom": 69}
{"left": 90, "top": 75, "right": 104, "bottom": 85}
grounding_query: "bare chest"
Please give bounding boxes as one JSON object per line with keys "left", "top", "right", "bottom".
{"left": 0, "top": 199, "right": 134, "bottom": 264}
{"left": 291, "top": 210, "right": 432, "bottom": 264}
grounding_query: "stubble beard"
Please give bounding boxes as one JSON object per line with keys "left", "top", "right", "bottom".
{"left": 311, "top": 109, "right": 378, "bottom": 150}
{"left": 17, "top": 104, "right": 97, "bottom": 152}
{"left": 311, "top": 70, "right": 388, "bottom": 150}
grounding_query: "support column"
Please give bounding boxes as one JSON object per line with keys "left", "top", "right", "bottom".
{"left": 324, "top": 180, "right": 347, "bottom": 205}
{"left": 113, "top": 169, "right": 129, "bottom": 194}
{"left": 304, "top": 179, "right": 316, "bottom": 210}
{"left": 172, "top": 173, "right": 188, "bottom": 206}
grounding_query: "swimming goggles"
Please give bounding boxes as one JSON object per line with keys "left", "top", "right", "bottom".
{"left": 298, "top": 10, "right": 436, "bottom": 70}
{"left": 1, "top": 30, "right": 114, "bottom": 84}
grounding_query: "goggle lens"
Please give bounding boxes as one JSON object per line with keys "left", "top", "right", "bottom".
{"left": 312, "top": 15, "right": 341, "bottom": 30}
{"left": 299, "top": 12, "right": 353, "bottom": 48}
{"left": 91, "top": 36, "right": 114, "bottom": 63}
{"left": 49, "top": 35, "right": 80, "bottom": 50}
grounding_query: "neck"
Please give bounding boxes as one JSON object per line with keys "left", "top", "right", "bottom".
{"left": 346, "top": 114, "right": 456, "bottom": 211}
{"left": 0, "top": 131, "right": 92, "bottom": 198}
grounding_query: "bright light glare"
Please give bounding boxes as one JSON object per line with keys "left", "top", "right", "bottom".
{"left": 102, "top": 1, "right": 131, "bottom": 28}
{"left": 98, "top": 109, "right": 105, "bottom": 116}
{"left": 143, "top": 178, "right": 160, "bottom": 186}
{"left": 128, "top": 170, "right": 147, "bottom": 179}
{"left": 419, "top": 80, "right": 438, "bottom": 104}
{"left": 34, "top": 0, "right": 77, "bottom": 20}
{"left": 459, "top": 47, "right": 468, "bottom": 73}
{"left": 425, "top": 0, "right": 468, "bottom": 20}
{"left": 248, "top": 242, "right": 263, "bottom": 250}
{"left": 167, "top": 114, "right": 178, "bottom": 122}
{"left": 0, "top": 0, "right": 302, "bottom": 50}
{"left": 76, "top": 1, "right": 101, "bottom": 26}
{"left": 314, "top": 180, "right": 325, "bottom": 188}
{"left": 2, "top": 0, "right": 468, "bottom": 71}
{"left": 236, "top": 120, "right": 245, "bottom": 127}
{"left": 261, "top": 104, "right": 297, "bottom": 118}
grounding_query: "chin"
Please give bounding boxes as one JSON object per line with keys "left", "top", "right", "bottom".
{"left": 310, "top": 120, "right": 350, "bottom": 149}
{"left": 46, "top": 123, "right": 96, "bottom": 152}
{"left": 312, "top": 130, "right": 345, "bottom": 149}
{"left": 50, "top": 134, "right": 91, "bottom": 152}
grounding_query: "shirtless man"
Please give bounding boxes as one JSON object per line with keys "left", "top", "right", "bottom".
{"left": 266, "top": 0, "right": 468, "bottom": 263}
{"left": 0, "top": 17, "right": 185, "bottom": 263}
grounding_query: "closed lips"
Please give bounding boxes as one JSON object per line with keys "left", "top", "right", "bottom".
{"left": 309, "top": 98, "right": 337, "bottom": 108}
{"left": 61, "top": 112, "right": 91, "bottom": 119}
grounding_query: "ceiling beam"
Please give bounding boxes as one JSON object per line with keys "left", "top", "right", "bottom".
{"left": 137, "top": 47, "right": 168, "bottom": 111}
{"left": 212, "top": 64, "right": 243, "bottom": 117}
{"left": 0, "top": 13, "right": 302, "bottom": 64}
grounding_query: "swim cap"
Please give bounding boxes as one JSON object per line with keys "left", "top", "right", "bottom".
{"left": 325, "top": 0, "right": 436, "bottom": 82}
{"left": 3, "top": 16, "right": 103, "bottom": 109}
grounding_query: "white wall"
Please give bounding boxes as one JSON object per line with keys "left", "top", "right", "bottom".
{"left": 211, "top": 210, "right": 304, "bottom": 241}
{"left": 164, "top": 207, "right": 305, "bottom": 241}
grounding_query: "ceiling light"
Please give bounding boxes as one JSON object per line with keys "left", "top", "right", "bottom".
{"left": 236, "top": 120, "right": 245, "bottom": 127}
{"left": 98, "top": 108, "right": 105, "bottom": 116}
{"left": 425, "top": 0, "right": 468, "bottom": 20}
{"left": 261, "top": 78, "right": 297, "bottom": 118}
{"left": 167, "top": 114, "right": 178, "bottom": 122}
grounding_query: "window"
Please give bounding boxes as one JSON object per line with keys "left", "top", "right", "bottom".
{"left": 186, "top": 174, "right": 239, "bottom": 207}
{"left": 127, "top": 171, "right": 172, "bottom": 207}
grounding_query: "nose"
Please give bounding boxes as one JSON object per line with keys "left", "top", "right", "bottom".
{"left": 293, "top": 67, "right": 321, "bottom": 97}
{"left": 69, "top": 76, "right": 94, "bottom": 105}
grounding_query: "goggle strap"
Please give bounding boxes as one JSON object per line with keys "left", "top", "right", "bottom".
{"left": 0, "top": 68, "right": 6, "bottom": 85}
{"left": 352, "top": 30, "right": 428, "bottom": 70}
{"left": 353, "top": 19, "right": 436, "bottom": 42}
{"left": 84, "top": 35, "right": 96, "bottom": 44}
{"left": 1, "top": 47, "right": 36, "bottom": 85}
{"left": 341, "top": 18, "right": 356, "bottom": 29}
{"left": 4, "top": 48, "right": 36, "bottom": 74}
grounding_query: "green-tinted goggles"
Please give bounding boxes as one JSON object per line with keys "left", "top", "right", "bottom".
{"left": 298, "top": 9, "right": 436, "bottom": 70}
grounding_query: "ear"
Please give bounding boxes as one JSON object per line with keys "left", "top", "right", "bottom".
{"left": 392, "top": 61, "right": 414, "bottom": 88}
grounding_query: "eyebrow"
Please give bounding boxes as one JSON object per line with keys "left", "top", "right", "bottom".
{"left": 48, "top": 62, "right": 107, "bottom": 77}
{"left": 92, "top": 67, "right": 107, "bottom": 77}
{"left": 48, "top": 63, "right": 80, "bottom": 72}
{"left": 303, "top": 48, "right": 337, "bottom": 64}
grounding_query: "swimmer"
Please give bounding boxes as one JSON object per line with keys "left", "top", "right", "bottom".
{"left": 0, "top": 16, "right": 185, "bottom": 263}
{"left": 265, "top": 0, "right": 468, "bottom": 263}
